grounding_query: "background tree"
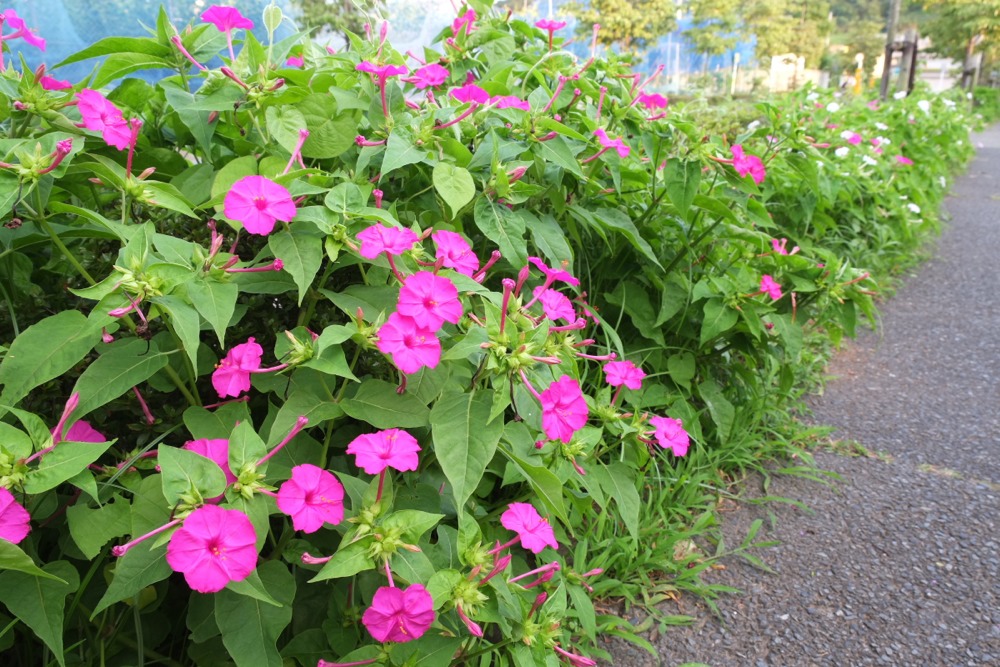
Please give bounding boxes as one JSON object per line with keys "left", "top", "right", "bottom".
{"left": 291, "top": 0, "right": 386, "bottom": 42}
{"left": 564, "top": 0, "right": 679, "bottom": 50}
{"left": 920, "top": 0, "right": 1000, "bottom": 71}
{"left": 742, "top": 0, "right": 831, "bottom": 67}
{"left": 683, "top": 0, "right": 741, "bottom": 72}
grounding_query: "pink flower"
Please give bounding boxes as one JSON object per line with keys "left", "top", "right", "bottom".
{"left": 212, "top": 337, "right": 263, "bottom": 398}
{"left": 223, "top": 175, "right": 297, "bottom": 235}
{"left": 165, "top": 505, "right": 258, "bottom": 593}
{"left": 637, "top": 92, "right": 669, "bottom": 110}
{"left": 406, "top": 63, "right": 449, "bottom": 89}
{"left": 533, "top": 287, "right": 576, "bottom": 322}
{"left": 183, "top": 439, "right": 237, "bottom": 486}
{"left": 2, "top": 10, "right": 46, "bottom": 50}
{"left": 276, "top": 464, "right": 345, "bottom": 533}
{"left": 76, "top": 89, "right": 131, "bottom": 150}
{"left": 358, "top": 223, "right": 419, "bottom": 259}
{"left": 450, "top": 83, "right": 490, "bottom": 105}
{"left": 451, "top": 9, "right": 477, "bottom": 37}
{"left": 528, "top": 256, "right": 580, "bottom": 287}
{"left": 491, "top": 95, "right": 530, "bottom": 111}
{"left": 61, "top": 421, "right": 107, "bottom": 443}
{"left": 0, "top": 488, "right": 31, "bottom": 544}
{"left": 347, "top": 428, "right": 421, "bottom": 476}
{"left": 603, "top": 360, "right": 646, "bottom": 390}
{"left": 362, "top": 584, "right": 435, "bottom": 643}
{"left": 376, "top": 313, "right": 441, "bottom": 374}
{"left": 39, "top": 75, "right": 71, "bottom": 91}
{"left": 500, "top": 502, "right": 559, "bottom": 553}
{"left": 535, "top": 19, "right": 568, "bottom": 31}
{"left": 431, "top": 230, "right": 479, "bottom": 276}
{"left": 760, "top": 274, "right": 783, "bottom": 300}
{"left": 554, "top": 645, "right": 598, "bottom": 667}
{"left": 356, "top": 61, "right": 408, "bottom": 80}
{"left": 840, "top": 130, "right": 863, "bottom": 145}
{"left": 540, "top": 376, "right": 588, "bottom": 443}
{"left": 594, "top": 128, "right": 630, "bottom": 158}
{"left": 731, "top": 144, "right": 766, "bottom": 185}
{"left": 896, "top": 155, "right": 914, "bottom": 166}
{"left": 202, "top": 6, "right": 254, "bottom": 32}
{"left": 397, "top": 271, "right": 463, "bottom": 330}
{"left": 772, "top": 238, "right": 789, "bottom": 255}
{"left": 648, "top": 416, "right": 690, "bottom": 456}
{"left": 285, "top": 55, "right": 304, "bottom": 67}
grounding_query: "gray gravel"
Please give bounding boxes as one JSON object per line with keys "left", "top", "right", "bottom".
{"left": 606, "top": 125, "right": 1000, "bottom": 667}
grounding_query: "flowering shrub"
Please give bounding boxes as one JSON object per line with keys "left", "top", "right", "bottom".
{"left": 0, "top": 1, "right": 975, "bottom": 666}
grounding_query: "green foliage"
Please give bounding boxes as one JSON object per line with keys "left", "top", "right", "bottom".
{"left": 564, "top": 0, "right": 678, "bottom": 49}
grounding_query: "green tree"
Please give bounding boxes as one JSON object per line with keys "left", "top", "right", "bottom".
{"left": 684, "top": 0, "right": 742, "bottom": 72}
{"left": 565, "top": 0, "right": 679, "bottom": 50}
{"left": 291, "top": 0, "right": 386, "bottom": 42}
{"left": 921, "top": 0, "right": 1000, "bottom": 67}
{"left": 742, "top": 0, "right": 831, "bottom": 67}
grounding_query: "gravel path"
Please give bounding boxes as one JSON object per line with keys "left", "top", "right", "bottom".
{"left": 607, "top": 125, "right": 1000, "bottom": 667}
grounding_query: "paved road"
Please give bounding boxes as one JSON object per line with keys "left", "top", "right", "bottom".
{"left": 608, "top": 125, "right": 1000, "bottom": 667}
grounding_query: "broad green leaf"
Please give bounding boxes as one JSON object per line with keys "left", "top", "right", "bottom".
{"left": 55, "top": 36, "right": 172, "bottom": 66}
{"left": 381, "top": 510, "right": 445, "bottom": 543}
{"left": 265, "top": 105, "right": 309, "bottom": 154}
{"left": 473, "top": 197, "right": 527, "bottom": 269}
{"left": 269, "top": 229, "right": 323, "bottom": 305}
{"left": 23, "top": 441, "right": 115, "bottom": 494}
{"left": 70, "top": 339, "right": 172, "bottom": 420}
{"left": 228, "top": 421, "right": 268, "bottom": 475}
{"left": 142, "top": 181, "right": 198, "bottom": 218}
{"left": 0, "top": 542, "right": 67, "bottom": 582}
{"left": 225, "top": 568, "right": 283, "bottom": 607}
{"left": 0, "top": 311, "right": 100, "bottom": 407}
{"left": 667, "top": 352, "right": 696, "bottom": 389}
{"left": 0, "top": 423, "right": 32, "bottom": 459}
{"left": 535, "top": 135, "right": 585, "bottom": 177}
{"left": 154, "top": 295, "right": 202, "bottom": 371}
{"left": 324, "top": 182, "right": 365, "bottom": 214}
{"left": 186, "top": 279, "right": 238, "bottom": 346}
{"left": 158, "top": 445, "right": 228, "bottom": 505}
{"left": 592, "top": 208, "right": 663, "bottom": 269}
{"left": 430, "top": 392, "right": 503, "bottom": 515}
{"left": 527, "top": 212, "right": 573, "bottom": 267}
{"left": 391, "top": 636, "right": 464, "bottom": 667}
{"left": 310, "top": 538, "right": 375, "bottom": 582}
{"left": 700, "top": 299, "right": 739, "bottom": 346}
{"left": 698, "top": 379, "right": 734, "bottom": 442}
{"left": 268, "top": 389, "right": 343, "bottom": 446}
{"left": 605, "top": 282, "right": 665, "bottom": 346}
{"left": 381, "top": 126, "right": 427, "bottom": 176}
{"left": 497, "top": 442, "right": 569, "bottom": 527}
{"left": 183, "top": 401, "right": 252, "bottom": 440}
{"left": 0, "top": 561, "right": 79, "bottom": 667}
{"left": 297, "top": 94, "right": 358, "bottom": 159}
{"left": 664, "top": 158, "right": 701, "bottom": 219}
{"left": 66, "top": 498, "right": 132, "bottom": 560}
{"left": 433, "top": 163, "right": 476, "bottom": 215}
{"left": 216, "top": 561, "right": 294, "bottom": 667}
{"left": 341, "top": 380, "right": 430, "bottom": 429}
{"left": 393, "top": 548, "right": 436, "bottom": 584}
{"left": 591, "top": 463, "right": 640, "bottom": 542}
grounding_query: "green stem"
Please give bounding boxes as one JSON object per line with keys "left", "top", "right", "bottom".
{"left": 38, "top": 218, "right": 97, "bottom": 286}
{"left": 0, "top": 280, "right": 19, "bottom": 336}
{"left": 162, "top": 363, "right": 200, "bottom": 406}
{"left": 334, "top": 344, "right": 363, "bottom": 402}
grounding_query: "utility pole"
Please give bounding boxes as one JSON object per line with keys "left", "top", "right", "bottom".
{"left": 879, "top": 0, "right": 902, "bottom": 99}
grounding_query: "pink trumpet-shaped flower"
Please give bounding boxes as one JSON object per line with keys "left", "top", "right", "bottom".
{"left": 492, "top": 95, "right": 530, "bottom": 110}
{"left": 539, "top": 376, "right": 589, "bottom": 444}
{"left": 648, "top": 416, "right": 690, "bottom": 456}
{"left": 76, "top": 89, "right": 132, "bottom": 150}
{"left": 362, "top": 584, "right": 435, "bottom": 643}
{"left": 451, "top": 9, "right": 477, "bottom": 37}
{"left": 2, "top": 9, "right": 45, "bottom": 50}
{"left": 62, "top": 421, "right": 106, "bottom": 443}
{"left": 0, "top": 488, "right": 31, "bottom": 544}
{"left": 450, "top": 83, "right": 490, "bottom": 105}
{"left": 183, "top": 439, "right": 237, "bottom": 486}
{"left": 759, "top": 274, "right": 783, "bottom": 300}
{"left": 731, "top": 144, "right": 766, "bottom": 185}
{"left": 431, "top": 230, "right": 479, "bottom": 276}
{"left": 357, "top": 223, "right": 419, "bottom": 259}
{"left": 603, "top": 360, "right": 646, "bottom": 390}
{"left": 535, "top": 18, "right": 567, "bottom": 50}
{"left": 285, "top": 55, "right": 304, "bottom": 67}
{"left": 637, "top": 92, "right": 669, "bottom": 110}
{"left": 528, "top": 256, "right": 579, "bottom": 287}
{"left": 554, "top": 645, "right": 598, "bottom": 667}
{"left": 397, "top": 271, "right": 463, "bottom": 331}
{"left": 376, "top": 313, "right": 441, "bottom": 374}
{"left": 405, "top": 63, "right": 449, "bottom": 89}
{"left": 594, "top": 128, "right": 630, "bottom": 158}
{"left": 39, "top": 75, "right": 71, "bottom": 91}
{"left": 896, "top": 155, "right": 914, "bottom": 166}
{"left": 202, "top": 5, "right": 254, "bottom": 62}
{"left": 223, "top": 175, "right": 297, "bottom": 236}
{"left": 500, "top": 502, "right": 559, "bottom": 554}
{"left": 346, "top": 428, "right": 421, "bottom": 475}
{"left": 357, "top": 61, "right": 408, "bottom": 118}
{"left": 212, "top": 337, "right": 264, "bottom": 398}
{"left": 165, "top": 505, "right": 258, "bottom": 593}
{"left": 533, "top": 287, "right": 576, "bottom": 322}
{"left": 276, "top": 464, "right": 345, "bottom": 533}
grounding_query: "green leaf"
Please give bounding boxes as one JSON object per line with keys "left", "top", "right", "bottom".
{"left": 66, "top": 498, "right": 132, "bottom": 560}
{"left": 473, "top": 197, "right": 527, "bottom": 269}
{"left": 340, "top": 380, "right": 430, "bottom": 429}
{"left": 186, "top": 279, "right": 238, "bottom": 346}
{"left": 698, "top": 379, "right": 734, "bottom": 442}
{"left": 154, "top": 295, "right": 202, "bottom": 371}
{"left": 55, "top": 36, "right": 172, "bottom": 67}
{"left": 381, "top": 510, "right": 445, "bottom": 543}
{"left": 215, "top": 561, "right": 294, "bottom": 667}
{"left": 265, "top": 105, "right": 309, "bottom": 154}
{"left": 527, "top": 212, "right": 573, "bottom": 267}
{"left": 310, "top": 538, "right": 375, "bottom": 582}
{"left": 158, "top": 445, "right": 228, "bottom": 505}
{"left": 297, "top": 94, "right": 358, "bottom": 159}
{"left": 430, "top": 392, "right": 503, "bottom": 515}
{"left": 664, "top": 158, "right": 701, "bottom": 219}
{"left": 269, "top": 389, "right": 343, "bottom": 446}
{"left": 381, "top": 127, "right": 428, "bottom": 176}
{"left": 0, "top": 311, "right": 100, "bottom": 407}
{"left": 591, "top": 463, "right": 640, "bottom": 542}
{"left": 497, "top": 442, "right": 569, "bottom": 527}
{"left": 700, "top": 299, "right": 739, "bottom": 345}
{"left": 535, "top": 135, "right": 585, "bottom": 177}
{"left": 268, "top": 229, "right": 323, "bottom": 305}
{"left": 0, "top": 423, "right": 32, "bottom": 459}
{"left": 23, "top": 441, "right": 115, "bottom": 494}
{"left": 70, "top": 338, "right": 172, "bottom": 420}
{"left": 0, "top": 542, "right": 68, "bottom": 582}
{"left": 324, "top": 182, "right": 365, "bottom": 214}
{"left": 391, "top": 636, "right": 464, "bottom": 667}
{"left": 432, "top": 163, "right": 476, "bottom": 215}
{"left": 228, "top": 422, "right": 268, "bottom": 475}
{"left": 142, "top": 181, "right": 198, "bottom": 218}
{"left": 183, "top": 402, "right": 252, "bottom": 440}
{"left": 94, "top": 52, "right": 173, "bottom": 88}
{"left": 667, "top": 352, "right": 696, "bottom": 389}
{"left": 0, "top": 561, "right": 79, "bottom": 667}
{"left": 592, "top": 208, "right": 663, "bottom": 269}
{"left": 225, "top": 568, "right": 283, "bottom": 607}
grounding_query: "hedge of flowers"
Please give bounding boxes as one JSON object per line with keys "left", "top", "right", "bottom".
{"left": 0, "top": 1, "right": 975, "bottom": 666}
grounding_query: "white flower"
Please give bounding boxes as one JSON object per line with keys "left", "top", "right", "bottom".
{"left": 806, "top": 92, "right": 819, "bottom": 102}
{"left": 747, "top": 120, "right": 761, "bottom": 131}
{"left": 957, "top": 140, "right": 963, "bottom": 145}
{"left": 876, "top": 136, "right": 890, "bottom": 145}
{"left": 827, "top": 102, "right": 841, "bottom": 113}
{"left": 942, "top": 99, "right": 956, "bottom": 108}
{"left": 875, "top": 122, "right": 889, "bottom": 130}
{"left": 939, "top": 176, "right": 946, "bottom": 188}
{"left": 967, "top": 92, "right": 973, "bottom": 99}
{"left": 862, "top": 155, "right": 878, "bottom": 166}
{"left": 917, "top": 99, "right": 931, "bottom": 113}
{"left": 840, "top": 130, "right": 856, "bottom": 141}
{"left": 835, "top": 146, "right": 850, "bottom": 158}
{"left": 816, "top": 160, "right": 825, "bottom": 168}
{"left": 907, "top": 203, "right": 921, "bottom": 214}
{"left": 893, "top": 90, "right": 907, "bottom": 100}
